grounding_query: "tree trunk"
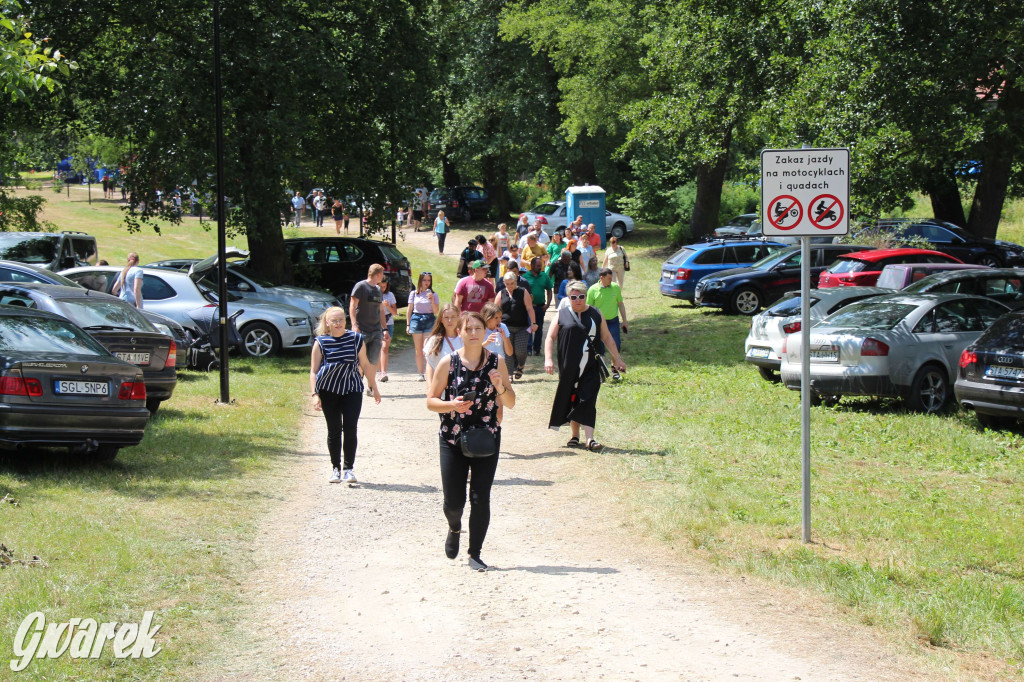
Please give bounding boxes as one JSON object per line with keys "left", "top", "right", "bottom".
{"left": 441, "top": 151, "right": 459, "bottom": 187}
{"left": 925, "top": 167, "right": 966, "bottom": 227}
{"left": 570, "top": 134, "right": 597, "bottom": 186}
{"left": 967, "top": 81, "right": 1022, "bottom": 240}
{"left": 690, "top": 129, "right": 732, "bottom": 239}
{"left": 238, "top": 135, "right": 290, "bottom": 283}
{"left": 482, "top": 154, "right": 511, "bottom": 220}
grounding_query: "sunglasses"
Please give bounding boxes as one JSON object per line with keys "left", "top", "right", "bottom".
{"left": 568, "top": 294, "right": 586, "bottom": 301}
{"left": 420, "top": 272, "right": 432, "bottom": 276}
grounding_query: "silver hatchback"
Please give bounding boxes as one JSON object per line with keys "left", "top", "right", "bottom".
{"left": 780, "top": 293, "right": 1008, "bottom": 412}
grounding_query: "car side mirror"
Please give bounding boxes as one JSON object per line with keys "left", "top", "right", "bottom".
{"left": 236, "top": 282, "right": 252, "bottom": 291}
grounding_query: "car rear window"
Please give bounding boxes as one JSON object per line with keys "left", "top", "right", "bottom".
{"left": 978, "top": 313, "right": 1024, "bottom": 349}
{"left": 826, "top": 258, "right": 866, "bottom": 274}
{"left": 532, "top": 203, "right": 562, "bottom": 216}
{"left": 56, "top": 299, "right": 155, "bottom": 332}
{"left": 0, "top": 315, "right": 109, "bottom": 355}
{"left": 0, "top": 234, "right": 60, "bottom": 264}
{"left": 766, "top": 294, "right": 816, "bottom": 317}
{"left": 379, "top": 245, "right": 406, "bottom": 263}
{"left": 667, "top": 248, "right": 695, "bottom": 264}
{"left": 822, "top": 300, "right": 917, "bottom": 330}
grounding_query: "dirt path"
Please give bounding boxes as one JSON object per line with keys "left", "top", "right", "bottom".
{"left": 211, "top": 341, "right": 953, "bottom": 681}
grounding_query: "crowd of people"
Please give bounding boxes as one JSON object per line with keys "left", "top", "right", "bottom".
{"left": 308, "top": 218, "right": 630, "bottom": 572}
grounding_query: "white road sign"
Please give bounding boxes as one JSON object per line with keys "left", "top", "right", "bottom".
{"left": 761, "top": 148, "right": 849, "bottom": 236}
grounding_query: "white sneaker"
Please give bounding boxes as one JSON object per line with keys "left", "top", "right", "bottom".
{"left": 343, "top": 469, "right": 357, "bottom": 483}
{"left": 329, "top": 467, "right": 341, "bottom": 483}
{"left": 418, "top": 374, "right": 426, "bottom": 382}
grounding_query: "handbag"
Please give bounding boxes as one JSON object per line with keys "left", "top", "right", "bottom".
{"left": 623, "top": 249, "right": 630, "bottom": 272}
{"left": 453, "top": 353, "right": 497, "bottom": 458}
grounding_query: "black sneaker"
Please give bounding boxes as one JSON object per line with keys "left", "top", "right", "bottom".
{"left": 445, "top": 529, "right": 460, "bottom": 559}
{"left": 468, "top": 555, "right": 488, "bottom": 572}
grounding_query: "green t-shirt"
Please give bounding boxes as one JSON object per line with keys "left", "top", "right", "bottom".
{"left": 521, "top": 270, "right": 554, "bottom": 303}
{"left": 586, "top": 281, "right": 623, "bottom": 321}
{"left": 546, "top": 241, "right": 565, "bottom": 262}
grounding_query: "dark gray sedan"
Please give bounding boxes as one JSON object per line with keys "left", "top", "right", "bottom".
{"left": 0, "top": 306, "right": 150, "bottom": 461}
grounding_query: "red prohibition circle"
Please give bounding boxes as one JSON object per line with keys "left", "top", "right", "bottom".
{"left": 809, "top": 194, "right": 843, "bottom": 230}
{"left": 767, "top": 195, "right": 803, "bottom": 231}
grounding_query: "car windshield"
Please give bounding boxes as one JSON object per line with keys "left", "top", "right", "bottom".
{"left": 230, "top": 265, "right": 275, "bottom": 287}
{"left": 0, "top": 314, "right": 109, "bottom": 355}
{"left": 765, "top": 293, "right": 821, "bottom": 317}
{"left": 55, "top": 299, "right": 156, "bottom": 332}
{"left": 827, "top": 258, "right": 867, "bottom": 274}
{"left": 750, "top": 247, "right": 798, "bottom": 270}
{"left": 0, "top": 234, "right": 60, "bottom": 264}
{"left": 531, "top": 203, "right": 562, "bottom": 216}
{"left": 194, "top": 280, "right": 242, "bottom": 302}
{"left": 821, "top": 300, "right": 916, "bottom": 330}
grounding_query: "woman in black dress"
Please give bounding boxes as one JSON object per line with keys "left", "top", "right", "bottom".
{"left": 427, "top": 311, "right": 515, "bottom": 571}
{"left": 544, "top": 281, "right": 626, "bottom": 451}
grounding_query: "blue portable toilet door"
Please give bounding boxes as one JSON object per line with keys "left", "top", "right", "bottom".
{"left": 565, "top": 185, "right": 607, "bottom": 249}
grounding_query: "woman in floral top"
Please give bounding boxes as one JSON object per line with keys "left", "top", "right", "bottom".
{"left": 426, "top": 311, "right": 515, "bottom": 571}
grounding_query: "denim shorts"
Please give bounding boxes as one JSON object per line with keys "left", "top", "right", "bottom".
{"left": 409, "top": 312, "right": 436, "bottom": 334}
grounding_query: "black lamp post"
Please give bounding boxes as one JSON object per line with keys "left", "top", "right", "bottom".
{"left": 213, "top": 0, "right": 230, "bottom": 403}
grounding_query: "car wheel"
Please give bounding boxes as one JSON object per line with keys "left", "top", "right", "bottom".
{"left": 610, "top": 222, "right": 627, "bottom": 240}
{"left": 977, "top": 254, "right": 1002, "bottom": 268}
{"left": 757, "top": 366, "right": 781, "bottom": 383}
{"left": 731, "top": 287, "right": 763, "bottom": 316}
{"left": 906, "top": 364, "right": 950, "bottom": 413}
{"left": 810, "top": 392, "right": 842, "bottom": 407}
{"left": 146, "top": 398, "right": 162, "bottom": 414}
{"left": 93, "top": 445, "right": 119, "bottom": 463}
{"left": 240, "top": 322, "right": 281, "bottom": 357}
{"left": 976, "top": 412, "right": 1015, "bottom": 430}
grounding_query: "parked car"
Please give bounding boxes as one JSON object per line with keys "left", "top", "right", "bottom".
{"left": 427, "top": 186, "right": 491, "bottom": 222}
{"left": 0, "top": 284, "right": 176, "bottom": 413}
{"left": 0, "top": 305, "right": 150, "bottom": 461}
{"left": 873, "top": 263, "right": 989, "bottom": 290}
{"left": 780, "top": 293, "right": 1008, "bottom": 412}
{"left": 695, "top": 244, "right": 874, "bottom": 315}
{"left": 817, "top": 248, "right": 963, "bottom": 288}
{"left": 59, "top": 266, "right": 315, "bottom": 357}
{"left": 0, "top": 231, "right": 98, "bottom": 271}
{"left": 712, "top": 213, "right": 759, "bottom": 237}
{"left": 900, "top": 268, "right": 1024, "bottom": 310}
{"left": 854, "top": 219, "right": 1024, "bottom": 268}
{"left": 519, "top": 200, "right": 635, "bottom": 240}
{"left": 955, "top": 309, "right": 1024, "bottom": 428}
{"left": 659, "top": 239, "right": 786, "bottom": 302}
{"left": 281, "top": 237, "right": 413, "bottom": 304}
{"left": 745, "top": 287, "right": 890, "bottom": 382}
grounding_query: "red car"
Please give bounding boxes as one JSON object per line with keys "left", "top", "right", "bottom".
{"left": 818, "top": 248, "right": 964, "bottom": 288}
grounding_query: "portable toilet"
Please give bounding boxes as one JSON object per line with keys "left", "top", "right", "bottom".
{"left": 565, "top": 185, "right": 607, "bottom": 248}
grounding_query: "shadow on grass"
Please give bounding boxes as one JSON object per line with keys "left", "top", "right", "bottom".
{"left": 175, "top": 372, "right": 215, "bottom": 383}
{"left": 627, "top": 309, "right": 752, "bottom": 369}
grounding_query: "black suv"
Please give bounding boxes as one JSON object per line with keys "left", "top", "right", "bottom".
{"left": 282, "top": 237, "right": 412, "bottom": 304}
{"left": 0, "top": 231, "right": 98, "bottom": 271}
{"left": 855, "top": 219, "right": 1024, "bottom": 268}
{"left": 427, "top": 186, "right": 491, "bottom": 222}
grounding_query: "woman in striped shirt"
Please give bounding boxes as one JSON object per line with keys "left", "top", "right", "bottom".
{"left": 310, "top": 306, "right": 381, "bottom": 484}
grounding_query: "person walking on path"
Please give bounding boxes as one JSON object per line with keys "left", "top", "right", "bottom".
{"left": 291, "top": 191, "right": 306, "bottom": 227}
{"left": 454, "top": 260, "right": 496, "bottom": 313}
{"left": 378, "top": 277, "right": 398, "bottom": 383}
{"left": 546, "top": 231, "right": 565, "bottom": 263}
{"left": 112, "top": 252, "right": 144, "bottom": 309}
{"left": 602, "top": 235, "right": 628, "bottom": 288}
{"left": 310, "top": 306, "right": 381, "bottom": 484}
{"left": 586, "top": 268, "right": 628, "bottom": 380}
{"left": 426, "top": 310, "right": 515, "bottom": 571}
{"left": 434, "top": 210, "right": 451, "bottom": 254}
{"left": 331, "top": 198, "right": 346, "bottom": 234}
{"left": 495, "top": 270, "right": 536, "bottom": 381}
{"left": 313, "top": 191, "right": 327, "bottom": 228}
{"left": 423, "top": 303, "right": 462, "bottom": 385}
{"left": 522, "top": 256, "right": 553, "bottom": 356}
{"left": 544, "top": 281, "right": 625, "bottom": 452}
{"left": 493, "top": 223, "right": 511, "bottom": 254}
{"left": 457, "top": 239, "right": 483, "bottom": 278}
{"left": 407, "top": 272, "right": 440, "bottom": 381}
{"left": 350, "top": 264, "right": 390, "bottom": 395}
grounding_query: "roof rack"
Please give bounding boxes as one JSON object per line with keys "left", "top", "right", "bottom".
{"left": 699, "top": 234, "right": 771, "bottom": 244}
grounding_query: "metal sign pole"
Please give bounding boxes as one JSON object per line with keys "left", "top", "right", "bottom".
{"left": 800, "top": 235, "right": 812, "bottom": 543}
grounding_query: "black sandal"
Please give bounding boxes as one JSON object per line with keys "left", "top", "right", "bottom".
{"left": 566, "top": 437, "right": 580, "bottom": 448}
{"left": 514, "top": 370, "right": 523, "bottom": 380}
{"left": 586, "top": 439, "right": 604, "bottom": 452}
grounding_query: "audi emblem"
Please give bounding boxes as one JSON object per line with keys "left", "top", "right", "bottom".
{"left": 998, "top": 356, "right": 1014, "bottom": 364}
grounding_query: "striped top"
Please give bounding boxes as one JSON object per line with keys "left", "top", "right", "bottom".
{"left": 314, "top": 331, "right": 364, "bottom": 396}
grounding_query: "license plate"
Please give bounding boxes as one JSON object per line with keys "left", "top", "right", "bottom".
{"left": 747, "top": 347, "right": 771, "bottom": 359}
{"left": 985, "top": 365, "right": 1024, "bottom": 380}
{"left": 54, "top": 380, "right": 109, "bottom": 396}
{"left": 662, "top": 270, "right": 673, "bottom": 280}
{"left": 115, "top": 352, "right": 151, "bottom": 365}
{"left": 810, "top": 350, "right": 839, "bottom": 362}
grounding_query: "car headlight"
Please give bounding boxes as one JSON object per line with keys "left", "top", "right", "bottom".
{"left": 286, "top": 317, "right": 307, "bottom": 327}
{"left": 705, "top": 281, "right": 725, "bottom": 289}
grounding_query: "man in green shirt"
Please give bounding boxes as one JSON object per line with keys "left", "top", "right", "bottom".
{"left": 586, "top": 268, "right": 628, "bottom": 378}
{"left": 522, "top": 256, "right": 554, "bottom": 355}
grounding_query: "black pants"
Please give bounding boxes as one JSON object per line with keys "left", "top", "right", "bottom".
{"left": 437, "top": 231, "right": 447, "bottom": 253}
{"left": 439, "top": 433, "right": 500, "bottom": 558}
{"left": 531, "top": 304, "right": 547, "bottom": 353}
{"left": 320, "top": 390, "right": 363, "bottom": 470}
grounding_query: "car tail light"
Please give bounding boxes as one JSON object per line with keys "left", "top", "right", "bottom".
{"left": 165, "top": 341, "right": 177, "bottom": 369}
{"left": 119, "top": 380, "right": 147, "bottom": 401}
{"left": 861, "top": 338, "right": 889, "bottom": 356}
{"left": 959, "top": 349, "right": 978, "bottom": 368}
{"left": 675, "top": 268, "right": 692, "bottom": 281}
{"left": 0, "top": 375, "right": 42, "bottom": 396}
{"left": 783, "top": 321, "right": 801, "bottom": 334}
{"left": 451, "top": 199, "right": 460, "bottom": 208}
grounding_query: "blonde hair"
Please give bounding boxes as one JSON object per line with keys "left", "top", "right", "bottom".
{"left": 117, "top": 252, "right": 140, "bottom": 292}
{"left": 503, "top": 271, "right": 518, "bottom": 283}
{"left": 368, "top": 263, "right": 385, "bottom": 277}
{"left": 567, "top": 280, "right": 588, "bottom": 295}
{"left": 315, "top": 306, "right": 347, "bottom": 335}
